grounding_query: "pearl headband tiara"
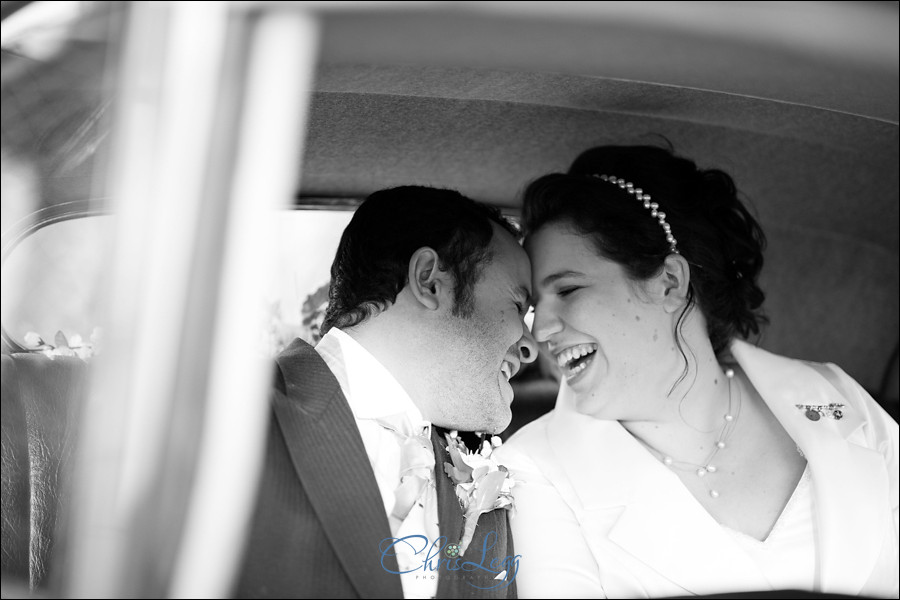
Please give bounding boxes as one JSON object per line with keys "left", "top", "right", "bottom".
{"left": 594, "top": 174, "right": 679, "bottom": 254}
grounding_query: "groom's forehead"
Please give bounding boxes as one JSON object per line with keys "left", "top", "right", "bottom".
{"left": 476, "top": 248, "right": 532, "bottom": 305}
{"left": 488, "top": 230, "right": 532, "bottom": 288}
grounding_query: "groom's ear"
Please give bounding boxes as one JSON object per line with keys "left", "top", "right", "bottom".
{"left": 408, "top": 247, "right": 452, "bottom": 311}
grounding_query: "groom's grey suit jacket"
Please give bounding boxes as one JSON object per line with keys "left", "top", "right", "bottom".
{"left": 234, "top": 338, "right": 518, "bottom": 599}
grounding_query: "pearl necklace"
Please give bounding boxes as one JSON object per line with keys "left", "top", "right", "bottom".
{"left": 659, "top": 368, "right": 741, "bottom": 499}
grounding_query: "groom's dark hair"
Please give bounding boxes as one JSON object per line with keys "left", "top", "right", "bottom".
{"left": 322, "top": 186, "right": 519, "bottom": 334}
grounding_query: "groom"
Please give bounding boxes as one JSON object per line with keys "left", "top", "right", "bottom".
{"left": 235, "top": 186, "right": 537, "bottom": 599}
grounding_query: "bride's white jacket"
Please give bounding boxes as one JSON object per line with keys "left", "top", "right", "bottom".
{"left": 497, "top": 340, "right": 899, "bottom": 598}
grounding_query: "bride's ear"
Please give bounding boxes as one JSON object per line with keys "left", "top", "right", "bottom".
{"left": 651, "top": 254, "right": 691, "bottom": 313}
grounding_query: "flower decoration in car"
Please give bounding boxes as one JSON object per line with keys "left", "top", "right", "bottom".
{"left": 442, "top": 430, "right": 515, "bottom": 556}
{"left": 23, "top": 328, "right": 100, "bottom": 360}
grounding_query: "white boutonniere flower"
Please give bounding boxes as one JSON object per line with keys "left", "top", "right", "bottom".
{"left": 442, "top": 431, "right": 514, "bottom": 556}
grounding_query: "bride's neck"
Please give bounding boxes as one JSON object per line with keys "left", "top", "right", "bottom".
{"left": 621, "top": 347, "right": 735, "bottom": 464}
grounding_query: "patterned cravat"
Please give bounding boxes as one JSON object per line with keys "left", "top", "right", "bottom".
{"left": 375, "top": 413, "right": 436, "bottom": 524}
{"left": 376, "top": 413, "right": 442, "bottom": 599}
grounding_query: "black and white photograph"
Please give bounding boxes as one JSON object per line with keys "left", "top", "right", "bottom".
{"left": 1, "top": 2, "right": 897, "bottom": 598}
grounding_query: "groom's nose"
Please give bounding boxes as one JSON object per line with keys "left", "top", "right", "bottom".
{"left": 517, "top": 323, "right": 538, "bottom": 364}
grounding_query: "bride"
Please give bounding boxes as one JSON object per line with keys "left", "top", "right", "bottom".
{"left": 497, "top": 144, "right": 899, "bottom": 598}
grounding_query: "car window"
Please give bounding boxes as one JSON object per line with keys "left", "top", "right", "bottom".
{"left": 1, "top": 209, "right": 353, "bottom": 354}
{"left": 262, "top": 209, "right": 351, "bottom": 353}
{"left": 2, "top": 216, "right": 112, "bottom": 356}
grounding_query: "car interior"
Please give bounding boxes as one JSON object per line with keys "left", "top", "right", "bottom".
{"left": 1, "top": 1, "right": 897, "bottom": 597}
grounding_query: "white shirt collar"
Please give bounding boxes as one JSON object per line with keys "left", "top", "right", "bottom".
{"left": 315, "top": 328, "right": 428, "bottom": 428}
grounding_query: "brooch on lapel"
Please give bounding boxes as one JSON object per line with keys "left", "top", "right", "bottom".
{"left": 795, "top": 403, "right": 845, "bottom": 421}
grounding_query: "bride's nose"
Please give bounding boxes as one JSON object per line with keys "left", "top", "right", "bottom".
{"left": 531, "top": 304, "right": 563, "bottom": 344}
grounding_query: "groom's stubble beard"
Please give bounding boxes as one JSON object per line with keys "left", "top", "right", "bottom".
{"left": 423, "top": 302, "right": 512, "bottom": 435}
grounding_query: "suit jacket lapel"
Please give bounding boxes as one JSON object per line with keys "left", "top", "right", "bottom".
{"left": 546, "top": 397, "right": 770, "bottom": 596}
{"left": 272, "top": 339, "right": 403, "bottom": 599}
{"left": 732, "top": 341, "right": 889, "bottom": 595}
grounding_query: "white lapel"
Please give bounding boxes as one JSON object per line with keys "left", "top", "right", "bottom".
{"left": 546, "top": 391, "right": 770, "bottom": 596}
{"left": 732, "top": 341, "right": 889, "bottom": 595}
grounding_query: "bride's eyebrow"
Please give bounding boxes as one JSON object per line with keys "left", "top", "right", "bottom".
{"left": 540, "top": 271, "right": 586, "bottom": 288}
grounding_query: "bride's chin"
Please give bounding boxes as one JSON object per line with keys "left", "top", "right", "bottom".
{"left": 568, "top": 377, "right": 607, "bottom": 415}
{"left": 571, "top": 396, "right": 596, "bottom": 417}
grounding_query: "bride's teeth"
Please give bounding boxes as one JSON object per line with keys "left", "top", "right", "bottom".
{"left": 556, "top": 344, "right": 597, "bottom": 372}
